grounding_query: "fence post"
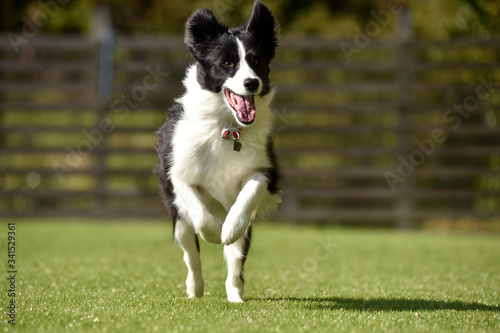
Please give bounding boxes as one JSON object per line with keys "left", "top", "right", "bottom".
{"left": 91, "top": 5, "right": 114, "bottom": 217}
{"left": 395, "top": 4, "right": 415, "bottom": 229}
{"left": 95, "top": 5, "right": 114, "bottom": 103}
{"left": 0, "top": 45, "right": 4, "bottom": 174}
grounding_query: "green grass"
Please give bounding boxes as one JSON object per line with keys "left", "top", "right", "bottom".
{"left": 1, "top": 220, "right": 499, "bottom": 332}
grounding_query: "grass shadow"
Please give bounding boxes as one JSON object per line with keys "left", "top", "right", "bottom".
{"left": 248, "top": 297, "right": 499, "bottom": 312}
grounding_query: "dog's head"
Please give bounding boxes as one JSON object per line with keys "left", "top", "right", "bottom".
{"left": 184, "top": 0, "right": 279, "bottom": 126}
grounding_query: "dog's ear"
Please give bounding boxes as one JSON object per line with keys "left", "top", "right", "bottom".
{"left": 244, "top": 1, "right": 279, "bottom": 48}
{"left": 184, "top": 8, "right": 228, "bottom": 63}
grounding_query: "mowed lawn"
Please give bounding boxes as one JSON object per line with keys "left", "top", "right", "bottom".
{"left": 2, "top": 220, "right": 499, "bottom": 332}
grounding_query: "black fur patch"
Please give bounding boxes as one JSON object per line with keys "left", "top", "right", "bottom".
{"left": 185, "top": 8, "right": 239, "bottom": 93}
{"left": 195, "top": 234, "right": 200, "bottom": 252}
{"left": 240, "top": 226, "right": 253, "bottom": 282}
{"left": 261, "top": 134, "right": 281, "bottom": 194}
{"left": 153, "top": 103, "right": 184, "bottom": 235}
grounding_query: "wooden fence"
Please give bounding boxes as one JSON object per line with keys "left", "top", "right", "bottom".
{"left": 1, "top": 34, "right": 499, "bottom": 227}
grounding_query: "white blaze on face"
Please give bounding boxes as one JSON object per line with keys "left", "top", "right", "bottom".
{"left": 223, "top": 39, "right": 262, "bottom": 96}
{"left": 222, "top": 38, "right": 262, "bottom": 125}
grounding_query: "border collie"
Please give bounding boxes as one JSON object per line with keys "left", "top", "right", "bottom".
{"left": 154, "top": 1, "right": 281, "bottom": 302}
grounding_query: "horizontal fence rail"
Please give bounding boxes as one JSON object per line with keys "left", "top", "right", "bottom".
{"left": 0, "top": 34, "right": 499, "bottom": 227}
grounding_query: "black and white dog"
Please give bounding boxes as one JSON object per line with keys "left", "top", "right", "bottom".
{"left": 154, "top": 1, "right": 281, "bottom": 302}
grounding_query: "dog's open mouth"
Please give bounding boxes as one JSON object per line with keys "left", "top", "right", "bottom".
{"left": 224, "top": 88, "right": 256, "bottom": 124}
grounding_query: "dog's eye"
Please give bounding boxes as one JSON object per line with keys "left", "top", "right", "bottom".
{"left": 222, "top": 60, "right": 233, "bottom": 68}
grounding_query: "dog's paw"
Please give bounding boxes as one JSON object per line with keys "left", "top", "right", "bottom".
{"left": 186, "top": 273, "right": 204, "bottom": 298}
{"left": 197, "top": 215, "right": 222, "bottom": 244}
{"left": 226, "top": 286, "right": 244, "bottom": 303}
{"left": 221, "top": 225, "right": 240, "bottom": 246}
{"left": 221, "top": 210, "right": 249, "bottom": 245}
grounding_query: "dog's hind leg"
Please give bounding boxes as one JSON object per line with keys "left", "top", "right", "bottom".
{"left": 224, "top": 226, "right": 252, "bottom": 303}
{"left": 174, "top": 218, "right": 204, "bottom": 298}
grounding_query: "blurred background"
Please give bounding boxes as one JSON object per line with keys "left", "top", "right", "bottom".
{"left": 0, "top": 0, "right": 499, "bottom": 230}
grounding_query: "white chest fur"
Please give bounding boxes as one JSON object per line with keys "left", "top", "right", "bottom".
{"left": 171, "top": 114, "right": 271, "bottom": 211}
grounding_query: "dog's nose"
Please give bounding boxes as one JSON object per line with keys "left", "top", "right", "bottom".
{"left": 244, "top": 78, "right": 259, "bottom": 92}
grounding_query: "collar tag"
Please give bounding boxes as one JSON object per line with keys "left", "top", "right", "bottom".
{"left": 221, "top": 128, "right": 242, "bottom": 152}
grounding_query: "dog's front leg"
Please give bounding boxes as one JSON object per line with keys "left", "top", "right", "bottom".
{"left": 221, "top": 172, "right": 267, "bottom": 245}
{"left": 172, "top": 178, "right": 222, "bottom": 244}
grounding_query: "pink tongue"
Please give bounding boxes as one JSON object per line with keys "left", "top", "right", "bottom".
{"left": 233, "top": 94, "right": 256, "bottom": 123}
